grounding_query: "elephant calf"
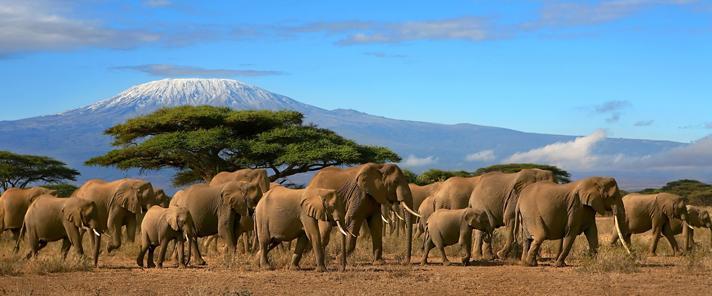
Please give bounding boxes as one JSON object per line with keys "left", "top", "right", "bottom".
{"left": 670, "top": 205, "right": 712, "bottom": 250}
{"left": 137, "top": 206, "right": 196, "bottom": 268}
{"left": 610, "top": 193, "right": 689, "bottom": 255}
{"left": 19, "top": 195, "right": 100, "bottom": 260}
{"left": 421, "top": 208, "right": 493, "bottom": 266}
{"left": 255, "top": 186, "right": 351, "bottom": 272}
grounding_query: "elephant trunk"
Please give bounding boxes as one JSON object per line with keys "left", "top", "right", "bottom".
{"left": 93, "top": 235, "right": 101, "bottom": 267}
{"left": 613, "top": 204, "right": 631, "bottom": 255}
{"left": 340, "top": 229, "right": 347, "bottom": 271}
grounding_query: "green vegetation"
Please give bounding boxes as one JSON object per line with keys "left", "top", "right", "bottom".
{"left": 41, "top": 183, "right": 79, "bottom": 197}
{"left": 415, "top": 169, "right": 474, "bottom": 185}
{"left": 474, "top": 163, "right": 571, "bottom": 183}
{"left": 0, "top": 151, "right": 80, "bottom": 192}
{"left": 86, "top": 106, "right": 400, "bottom": 185}
{"left": 639, "top": 179, "right": 712, "bottom": 206}
{"left": 406, "top": 163, "right": 570, "bottom": 185}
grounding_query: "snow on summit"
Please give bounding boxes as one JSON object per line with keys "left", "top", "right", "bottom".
{"left": 80, "top": 78, "right": 311, "bottom": 113}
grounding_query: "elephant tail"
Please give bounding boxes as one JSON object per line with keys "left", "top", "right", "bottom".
{"left": 513, "top": 206, "right": 521, "bottom": 245}
{"left": 13, "top": 222, "right": 26, "bottom": 253}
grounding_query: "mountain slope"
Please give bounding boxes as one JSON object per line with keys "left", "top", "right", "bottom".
{"left": 0, "top": 79, "right": 685, "bottom": 190}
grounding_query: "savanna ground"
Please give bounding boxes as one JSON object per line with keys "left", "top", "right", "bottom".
{"left": 1, "top": 217, "right": 712, "bottom": 296}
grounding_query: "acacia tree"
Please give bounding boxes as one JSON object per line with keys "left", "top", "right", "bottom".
{"left": 0, "top": 151, "right": 80, "bottom": 192}
{"left": 86, "top": 106, "right": 401, "bottom": 185}
{"left": 415, "top": 169, "right": 474, "bottom": 185}
{"left": 474, "top": 163, "right": 571, "bottom": 183}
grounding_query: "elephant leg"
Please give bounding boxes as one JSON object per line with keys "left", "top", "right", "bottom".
{"left": 343, "top": 220, "right": 362, "bottom": 257}
{"left": 662, "top": 224, "right": 680, "bottom": 255}
{"left": 435, "top": 240, "right": 450, "bottom": 266}
{"left": 176, "top": 239, "right": 186, "bottom": 268}
{"left": 497, "top": 224, "right": 515, "bottom": 259}
{"left": 460, "top": 229, "right": 473, "bottom": 266}
{"left": 482, "top": 231, "right": 494, "bottom": 259}
{"left": 421, "top": 234, "right": 434, "bottom": 265}
{"left": 92, "top": 235, "right": 101, "bottom": 267}
{"left": 472, "top": 230, "right": 484, "bottom": 258}
{"left": 60, "top": 238, "right": 71, "bottom": 260}
{"left": 650, "top": 226, "right": 663, "bottom": 256}
{"left": 191, "top": 237, "right": 206, "bottom": 265}
{"left": 524, "top": 237, "right": 544, "bottom": 267}
{"left": 241, "top": 233, "right": 251, "bottom": 254}
{"left": 685, "top": 228, "right": 695, "bottom": 251}
{"left": 137, "top": 243, "right": 149, "bottom": 267}
{"left": 554, "top": 235, "right": 576, "bottom": 267}
{"left": 218, "top": 214, "right": 237, "bottom": 261}
{"left": 259, "top": 238, "right": 272, "bottom": 270}
{"left": 584, "top": 224, "right": 599, "bottom": 256}
{"left": 290, "top": 235, "right": 309, "bottom": 270}
{"left": 125, "top": 214, "right": 137, "bottom": 243}
{"left": 305, "top": 219, "right": 326, "bottom": 272}
{"left": 147, "top": 245, "right": 156, "bottom": 268}
{"left": 521, "top": 238, "right": 531, "bottom": 263}
{"left": 367, "top": 215, "right": 385, "bottom": 265}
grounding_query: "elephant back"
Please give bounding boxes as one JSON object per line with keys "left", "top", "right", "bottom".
{"left": 2, "top": 188, "right": 42, "bottom": 229}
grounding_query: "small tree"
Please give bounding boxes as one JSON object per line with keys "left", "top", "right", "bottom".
{"left": 0, "top": 151, "right": 80, "bottom": 192}
{"left": 87, "top": 106, "right": 400, "bottom": 185}
{"left": 474, "top": 163, "right": 571, "bottom": 183}
{"left": 42, "top": 183, "right": 79, "bottom": 197}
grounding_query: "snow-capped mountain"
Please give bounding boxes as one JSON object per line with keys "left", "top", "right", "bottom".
{"left": 64, "top": 78, "right": 320, "bottom": 116}
{"left": 0, "top": 78, "right": 694, "bottom": 191}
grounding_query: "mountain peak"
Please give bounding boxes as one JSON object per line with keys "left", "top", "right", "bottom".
{"left": 74, "top": 78, "right": 314, "bottom": 114}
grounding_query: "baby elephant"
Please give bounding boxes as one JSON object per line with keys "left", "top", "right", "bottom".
{"left": 421, "top": 208, "right": 493, "bottom": 266}
{"left": 137, "top": 206, "right": 196, "bottom": 268}
{"left": 19, "top": 195, "right": 100, "bottom": 260}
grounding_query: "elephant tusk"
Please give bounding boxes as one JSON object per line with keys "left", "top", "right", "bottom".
{"left": 92, "top": 229, "right": 101, "bottom": 237}
{"left": 401, "top": 201, "right": 421, "bottom": 218}
{"left": 614, "top": 215, "right": 632, "bottom": 255}
{"left": 185, "top": 233, "right": 190, "bottom": 241}
{"left": 392, "top": 210, "right": 405, "bottom": 221}
{"left": 381, "top": 215, "right": 391, "bottom": 224}
{"left": 688, "top": 224, "right": 695, "bottom": 230}
{"left": 336, "top": 221, "right": 356, "bottom": 237}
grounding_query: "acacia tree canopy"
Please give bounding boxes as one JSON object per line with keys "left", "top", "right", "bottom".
{"left": 86, "top": 106, "right": 401, "bottom": 185}
{"left": 473, "top": 163, "right": 571, "bottom": 183}
{"left": 0, "top": 151, "right": 80, "bottom": 192}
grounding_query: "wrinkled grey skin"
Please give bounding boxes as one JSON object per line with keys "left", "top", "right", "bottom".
{"left": 421, "top": 208, "right": 493, "bottom": 266}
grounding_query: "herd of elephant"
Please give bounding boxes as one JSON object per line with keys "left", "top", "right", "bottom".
{"left": 0, "top": 163, "right": 709, "bottom": 272}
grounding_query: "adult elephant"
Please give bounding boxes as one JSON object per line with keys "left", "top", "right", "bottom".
{"left": 2, "top": 187, "right": 57, "bottom": 241}
{"left": 468, "top": 169, "right": 555, "bottom": 259}
{"left": 431, "top": 175, "right": 484, "bottom": 211}
{"left": 610, "top": 193, "right": 689, "bottom": 255}
{"left": 210, "top": 168, "right": 270, "bottom": 197}
{"left": 71, "top": 179, "right": 156, "bottom": 256}
{"left": 18, "top": 195, "right": 100, "bottom": 260}
{"left": 417, "top": 196, "right": 436, "bottom": 237}
{"left": 169, "top": 181, "right": 259, "bottom": 265}
{"left": 670, "top": 205, "right": 712, "bottom": 250}
{"left": 518, "top": 177, "right": 630, "bottom": 267}
{"left": 404, "top": 182, "right": 442, "bottom": 236}
{"left": 308, "top": 163, "right": 419, "bottom": 265}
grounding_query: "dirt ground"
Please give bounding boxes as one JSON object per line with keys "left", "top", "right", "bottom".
{"left": 2, "top": 217, "right": 712, "bottom": 296}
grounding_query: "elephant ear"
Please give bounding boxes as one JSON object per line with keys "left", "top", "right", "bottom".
{"left": 256, "top": 169, "right": 270, "bottom": 194}
{"left": 302, "top": 189, "right": 328, "bottom": 221}
{"left": 61, "top": 202, "right": 83, "bottom": 228}
{"left": 221, "top": 182, "right": 249, "bottom": 216}
{"left": 655, "top": 194, "right": 678, "bottom": 221}
{"left": 576, "top": 181, "right": 607, "bottom": 215}
{"left": 112, "top": 182, "right": 142, "bottom": 214}
{"left": 166, "top": 209, "right": 180, "bottom": 232}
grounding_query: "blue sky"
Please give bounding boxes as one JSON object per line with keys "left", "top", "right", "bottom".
{"left": 0, "top": 0, "right": 710, "bottom": 143}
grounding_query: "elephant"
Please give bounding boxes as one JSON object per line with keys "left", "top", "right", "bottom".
{"left": 518, "top": 177, "right": 629, "bottom": 267}
{"left": 670, "top": 205, "right": 712, "bottom": 250}
{"left": 421, "top": 208, "right": 494, "bottom": 266}
{"left": 210, "top": 168, "right": 270, "bottom": 197}
{"left": 431, "top": 175, "right": 484, "bottom": 212}
{"left": 417, "top": 196, "right": 436, "bottom": 237}
{"left": 396, "top": 182, "right": 442, "bottom": 237}
{"left": 71, "top": 178, "right": 156, "bottom": 266}
{"left": 468, "top": 169, "right": 555, "bottom": 259}
{"left": 307, "top": 163, "right": 419, "bottom": 265}
{"left": 255, "top": 185, "right": 352, "bottom": 272}
{"left": 169, "top": 181, "right": 259, "bottom": 265}
{"left": 137, "top": 206, "right": 196, "bottom": 268}
{"left": 610, "top": 193, "right": 689, "bottom": 255}
{"left": 17, "top": 195, "right": 100, "bottom": 260}
{"left": 1, "top": 187, "right": 57, "bottom": 242}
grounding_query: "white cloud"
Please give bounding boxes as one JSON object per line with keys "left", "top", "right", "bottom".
{"left": 631, "top": 135, "right": 712, "bottom": 170}
{"left": 506, "top": 130, "right": 607, "bottom": 170}
{"left": 0, "top": 1, "right": 160, "bottom": 57}
{"left": 465, "top": 150, "right": 496, "bottom": 162}
{"left": 401, "top": 155, "right": 438, "bottom": 167}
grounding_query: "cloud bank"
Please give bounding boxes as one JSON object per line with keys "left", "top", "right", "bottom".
{"left": 465, "top": 150, "right": 496, "bottom": 162}
{"left": 113, "top": 64, "right": 285, "bottom": 77}
{"left": 401, "top": 155, "right": 438, "bottom": 167}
